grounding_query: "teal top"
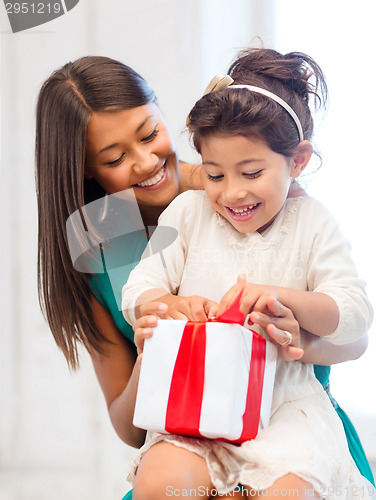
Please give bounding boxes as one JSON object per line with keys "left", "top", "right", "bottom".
{"left": 89, "top": 238, "right": 374, "bottom": 488}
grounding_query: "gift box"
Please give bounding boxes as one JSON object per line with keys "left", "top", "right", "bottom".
{"left": 133, "top": 300, "right": 277, "bottom": 443}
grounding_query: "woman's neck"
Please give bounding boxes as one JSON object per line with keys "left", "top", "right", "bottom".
{"left": 139, "top": 204, "right": 168, "bottom": 228}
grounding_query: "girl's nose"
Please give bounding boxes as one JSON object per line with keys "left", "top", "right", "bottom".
{"left": 223, "top": 180, "right": 248, "bottom": 203}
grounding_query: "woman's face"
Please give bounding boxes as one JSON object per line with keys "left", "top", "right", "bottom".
{"left": 85, "top": 104, "right": 180, "bottom": 211}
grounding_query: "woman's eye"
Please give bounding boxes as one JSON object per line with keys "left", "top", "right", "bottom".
{"left": 244, "top": 170, "right": 262, "bottom": 179}
{"left": 106, "top": 153, "right": 126, "bottom": 167}
{"left": 207, "top": 174, "right": 224, "bottom": 181}
{"left": 142, "top": 127, "right": 159, "bottom": 142}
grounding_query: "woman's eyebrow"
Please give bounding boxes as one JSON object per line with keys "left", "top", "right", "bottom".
{"left": 97, "top": 143, "right": 119, "bottom": 155}
{"left": 96, "top": 116, "right": 153, "bottom": 156}
{"left": 136, "top": 115, "right": 152, "bottom": 133}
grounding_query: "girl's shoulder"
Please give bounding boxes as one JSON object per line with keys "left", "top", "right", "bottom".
{"left": 287, "top": 195, "right": 334, "bottom": 221}
{"left": 158, "top": 190, "right": 215, "bottom": 234}
{"left": 287, "top": 196, "right": 343, "bottom": 241}
{"left": 162, "top": 189, "right": 209, "bottom": 214}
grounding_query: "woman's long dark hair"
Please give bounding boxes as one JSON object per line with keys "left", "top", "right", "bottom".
{"left": 187, "top": 48, "right": 328, "bottom": 158}
{"left": 35, "top": 56, "right": 156, "bottom": 368}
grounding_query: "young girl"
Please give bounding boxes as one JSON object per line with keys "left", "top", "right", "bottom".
{"left": 122, "top": 48, "right": 375, "bottom": 499}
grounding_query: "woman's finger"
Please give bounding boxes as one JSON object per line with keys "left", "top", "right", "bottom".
{"left": 133, "top": 314, "right": 159, "bottom": 332}
{"left": 267, "top": 324, "right": 304, "bottom": 361}
{"left": 134, "top": 326, "right": 154, "bottom": 354}
{"left": 265, "top": 296, "right": 290, "bottom": 318}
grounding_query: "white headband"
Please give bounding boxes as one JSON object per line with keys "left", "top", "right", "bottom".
{"left": 202, "top": 73, "right": 304, "bottom": 142}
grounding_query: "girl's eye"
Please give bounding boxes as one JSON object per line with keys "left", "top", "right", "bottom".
{"left": 207, "top": 174, "right": 224, "bottom": 181}
{"left": 106, "top": 153, "right": 126, "bottom": 167}
{"left": 142, "top": 127, "right": 159, "bottom": 142}
{"left": 244, "top": 170, "right": 262, "bottom": 179}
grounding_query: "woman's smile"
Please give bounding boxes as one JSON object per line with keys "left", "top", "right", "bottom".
{"left": 85, "top": 104, "right": 180, "bottom": 210}
{"left": 134, "top": 164, "right": 168, "bottom": 190}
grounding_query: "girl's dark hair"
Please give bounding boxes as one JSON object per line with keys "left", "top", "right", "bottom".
{"left": 187, "top": 48, "right": 328, "bottom": 157}
{"left": 35, "top": 56, "right": 156, "bottom": 368}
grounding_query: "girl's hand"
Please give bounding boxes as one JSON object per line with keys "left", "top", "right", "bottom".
{"left": 249, "top": 295, "right": 304, "bottom": 361}
{"left": 159, "top": 294, "right": 219, "bottom": 321}
{"left": 218, "top": 275, "right": 303, "bottom": 361}
{"left": 217, "top": 274, "right": 277, "bottom": 317}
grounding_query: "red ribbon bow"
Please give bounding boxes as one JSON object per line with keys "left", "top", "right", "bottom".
{"left": 165, "top": 294, "right": 266, "bottom": 443}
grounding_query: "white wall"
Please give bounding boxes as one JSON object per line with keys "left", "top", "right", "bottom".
{"left": 1, "top": 1, "right": 375, "bottom": 498}
{"left": 273, "top": 0, "right": 376, "bottom": 462}
{"left": 0, "top": 1, "right": 259, "bottom": 498}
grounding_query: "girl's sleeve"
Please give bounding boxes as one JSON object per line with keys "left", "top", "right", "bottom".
{"left": 305, "top": 199, "right": 373, "bottom": 345}
{"left": 121, "top": 191, "right": 199, "bottom": 325}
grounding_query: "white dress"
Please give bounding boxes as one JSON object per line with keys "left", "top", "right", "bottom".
{"left": 122, "top": 192, "right": 375, "bottom": 499}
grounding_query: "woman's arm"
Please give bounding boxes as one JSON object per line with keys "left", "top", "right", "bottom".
{"left": 299, "top": 329, "right": 369, "bottom": 365}
{"left": 89, "top": 296, "right": 146, "bottom": 448}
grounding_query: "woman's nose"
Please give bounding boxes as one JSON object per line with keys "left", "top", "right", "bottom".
{"left": 133, "top": 149, "right": 159, "bottom": 175}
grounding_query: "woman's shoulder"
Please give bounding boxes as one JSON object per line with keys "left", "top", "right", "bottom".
{"left": 178, "top": 160, "right": 203, "bottom": 191}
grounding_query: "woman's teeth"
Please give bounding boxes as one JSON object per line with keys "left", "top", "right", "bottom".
{"left": 228, "top": 203, "right": 259, "bottom": 216}
{"left": 136, "top": 166, "right": 165, "bottom": 187}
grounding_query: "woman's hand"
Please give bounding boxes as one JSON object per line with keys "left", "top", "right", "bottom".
{"left": 248, "top": 294, "right": 304, "bottom": 361}
{"left": 133, "top": 301, "right": 168, "bottom": 355}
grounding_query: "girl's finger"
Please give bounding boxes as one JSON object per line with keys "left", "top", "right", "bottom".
{"left": 206, "top": 301, "right": 219, "bottom": 320}
{"left": 139, "top": 301, "right": 168, "bottom": 317}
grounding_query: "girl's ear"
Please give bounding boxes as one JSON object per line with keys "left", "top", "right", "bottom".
{"left": 291, "top": 140, "right": 313, "bottom": 178}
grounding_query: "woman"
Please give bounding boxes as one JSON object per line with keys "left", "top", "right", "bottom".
{"left": 35, "top": 55, "right": 374, "bottom": 497}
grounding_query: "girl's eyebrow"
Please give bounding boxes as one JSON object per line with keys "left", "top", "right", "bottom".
{"left": 203, "top": 158, "right": 262, "bottom": 167}
{"left": 96, "top": 115, "right": 153, "bottom": 156}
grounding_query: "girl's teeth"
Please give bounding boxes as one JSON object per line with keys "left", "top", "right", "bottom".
{"left": 229, "top": 204, "right": 258, "bottom": 215}
{"left": 137, "top": 166, "right": 165, "bottom": 187}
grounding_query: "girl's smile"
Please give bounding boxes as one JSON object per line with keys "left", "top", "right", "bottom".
{"left": 225, "top": 202, "right": 261, "bottom": 222}
{"left": 201, "top": 134, "right": 306, "bottom": 234}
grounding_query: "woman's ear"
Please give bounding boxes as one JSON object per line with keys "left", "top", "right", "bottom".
{"left": 291, "top": 140, "right": 313, "bottom": 178}
{"left": 84, "top": 164, "right": 93, "bottom": 180}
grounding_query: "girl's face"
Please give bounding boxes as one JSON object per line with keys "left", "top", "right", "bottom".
{"left": 85, "top": 104, "right": 180, "bottom": 212}
{"left": 201, "top": 134, "right": 300, "bottom": 234}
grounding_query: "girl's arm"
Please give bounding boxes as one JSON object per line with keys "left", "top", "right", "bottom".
{"left": 219, "top": 282, "right": 339, "bottom": 338}
{"left": 88, "top": 296, "right": 146, "bottom": 448}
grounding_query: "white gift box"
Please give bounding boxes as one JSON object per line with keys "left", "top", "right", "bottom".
{"left": 134, "top": 319, "right": 277, "bottom": 443}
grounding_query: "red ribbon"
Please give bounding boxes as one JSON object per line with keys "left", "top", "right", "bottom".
{"left": 165, "top": 294, "right": 266, "bottom": 442}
